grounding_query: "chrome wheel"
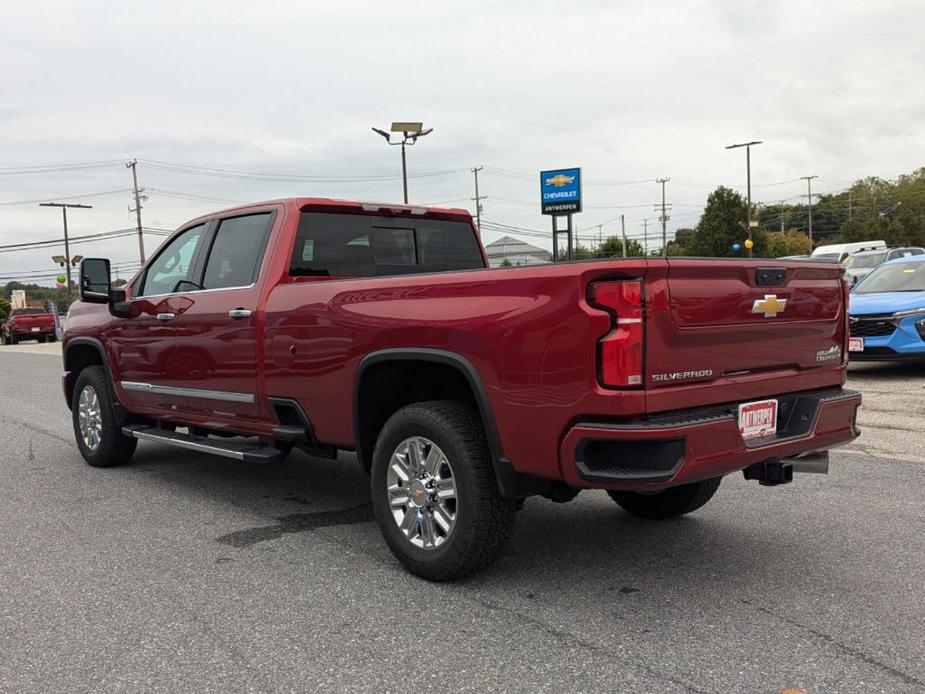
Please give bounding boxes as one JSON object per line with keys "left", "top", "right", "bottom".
{"left": 77, "top": 384, "right": 102, "bottom": 452}
{"left": 386, "top": 436, "right": 458, "bottom": 550}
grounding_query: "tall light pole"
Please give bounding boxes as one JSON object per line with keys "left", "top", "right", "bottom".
{"left": 372, "top": 122, "right": 433, "bottom": 203}
{"left": 801, "top": 175, "right": 818, "bottom": 249}
{"left": 39, "top": 202, "right": 92, "bottom": 305}
{"left": 725, "top": 140, "right": 762, "bottom": 256}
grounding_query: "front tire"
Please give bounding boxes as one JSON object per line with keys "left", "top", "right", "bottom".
{"left": 607, "top": 477, "right": 722, "bottom": 519}
{"left": 371, "top": 401, "right": 517, "bottom": 581}
{"left": 71, "top": 365, "right": 137, "bottom": 467}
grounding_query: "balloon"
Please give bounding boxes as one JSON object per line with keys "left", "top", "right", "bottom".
{"left": 56, "top": 274, "right": 66, "bottom": 284}
{"left": 744, "top": 238, "right": 754, "bottom": 250}
{"left": 732, "top": 243, "right": 741, "bottom": 252}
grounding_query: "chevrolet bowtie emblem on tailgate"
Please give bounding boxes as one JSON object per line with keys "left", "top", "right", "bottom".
{"left": 752, "top": 294, "right": 787, "bottom": 318}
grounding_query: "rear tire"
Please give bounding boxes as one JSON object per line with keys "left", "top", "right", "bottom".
{"left": 607, "top": 477, "right": 721, "bottom": 520}
{"left": 71, "top": 365, "right": 137, "bottom": 468}
{"left": 371, "top": 400, "right": 517, "bottom": 581}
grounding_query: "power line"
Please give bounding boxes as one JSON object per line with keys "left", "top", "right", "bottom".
{"left": 0, "top": 160, "right": 124, "bottom": 175}
{"left": 0, "top": 227, "right": 170, "bottom": 253}
{"left": 138, "top": 159, "right": 467, "bottom": 183}
{"left": 0, "top": 189, "right": 130, "bottom": 207}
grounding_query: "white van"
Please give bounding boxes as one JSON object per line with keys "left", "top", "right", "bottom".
{"left": 811, "top": 240, "right": 886, "bottom": 264}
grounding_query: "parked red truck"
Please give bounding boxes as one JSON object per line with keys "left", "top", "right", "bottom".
{"left": 2, "top": 307, "right": 57, "bottom": 344}
{"left": 62, "top": 198, "right": 861, "bottom": 579}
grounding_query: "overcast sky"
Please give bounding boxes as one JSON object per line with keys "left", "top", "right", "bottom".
{"left": 2, "top": 0, "right": 924, "bottom": 283}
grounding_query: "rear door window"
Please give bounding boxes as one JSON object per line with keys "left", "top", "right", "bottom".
{"left": 290, "top": 212, "right": 483, "bottom": 277}
{"left": 202, "top": 213, "right": 274, "bottom": 290}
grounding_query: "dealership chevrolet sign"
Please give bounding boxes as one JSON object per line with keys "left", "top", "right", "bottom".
{"left": 540, "top": 167, "right": 582, "bottom": 215}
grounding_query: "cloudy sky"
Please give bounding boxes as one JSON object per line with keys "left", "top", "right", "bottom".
{"left": 2, "top": 0, "right": 924, "bottom": 283}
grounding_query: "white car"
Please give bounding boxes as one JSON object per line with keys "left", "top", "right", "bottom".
{"left": 845, "top": 247, "right": 925, "bottom": 285}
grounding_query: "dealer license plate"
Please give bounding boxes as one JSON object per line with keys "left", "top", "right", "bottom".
{"left": 738, "top": 399, "right": 778, "bottom": 440}
{"left": 848, "top": 337, "right": 864, "bottom": 352}
{"left": 31, "top": 327, "right": 40, "bottom": 332}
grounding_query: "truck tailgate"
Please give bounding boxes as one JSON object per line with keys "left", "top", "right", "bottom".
{"left": 644, "top": 258, "right": 847, "bottom": 412}
{"left": 12, "top": 315, "right": 55, "bottom": 329}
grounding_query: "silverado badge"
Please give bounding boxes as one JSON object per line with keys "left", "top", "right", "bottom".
{"left": 752, "top": 294, "right": 787, "bottom": 318}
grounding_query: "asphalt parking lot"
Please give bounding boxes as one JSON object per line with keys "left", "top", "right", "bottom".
{"left": 1, "top": 346, "right": 923, "bottom": 693}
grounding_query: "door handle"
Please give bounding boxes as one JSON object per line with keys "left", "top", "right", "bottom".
{"left": 156, "top": 313, "right": 176, "bottom": 322}
{"left": 228, "top": 309, "right": 252, "bottom": 319}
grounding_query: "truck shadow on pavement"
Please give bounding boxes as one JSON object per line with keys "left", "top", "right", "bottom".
{"left": 125, "top": 442, "right": 823, "bottom": 587}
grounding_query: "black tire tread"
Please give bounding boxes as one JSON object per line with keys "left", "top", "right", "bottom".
{"left": 607, "top": 476, "right": 721, "bottom": 520}
{"left": 372, "top": 400, "right": 516, "bottom": 581}
{"left": 71, "top": 365, "right": 137, "bottom": 468}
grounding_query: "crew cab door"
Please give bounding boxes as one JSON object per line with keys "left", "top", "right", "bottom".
{"left": 108, "top": 223, "right": 208, "bottom": 413}
{"left": 168, "top": 210, "right": 276, "bottom": 423}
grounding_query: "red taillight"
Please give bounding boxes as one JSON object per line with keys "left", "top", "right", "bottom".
{"left": 589, "top": 280, "right": 644, "bottom": 388}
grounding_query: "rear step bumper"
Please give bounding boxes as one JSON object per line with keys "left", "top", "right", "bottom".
{"left": 558, "top": 388, "right": 861, "bottom": 490}
{"left": 122, "top": 425, "right": 283, "bottom": 463}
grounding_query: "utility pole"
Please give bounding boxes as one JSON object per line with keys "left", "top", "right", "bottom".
{"left": 801, "top": 175, "right": 818, "bottom": 249}
{"left": 596, "top": 224, "right": 603, "bottom": 250}
{"left": 725, "top": 140, "right": 762, "bottom": 257}
{"left": 39, "top": 202, "right": 93, "bottom": 306}
{"left": 656, "top": 178, "right": 670, "bottom": 256}
{"left": 126, "top": 159, "right": 146, "bottom": 263}
{"left": 620, "top": 214, "right": 627, "bottom": 257}
{"left": 470, "top": 165, "right": 485, "bottom": 234}
{"left": 780, "top": 200, "right": 785, "bottom": 233}
{"left": 642, "top": 218, "right": 649, "bottom": 255}
{"left": 848, "top": 189, "right": 853, "bottom": 220}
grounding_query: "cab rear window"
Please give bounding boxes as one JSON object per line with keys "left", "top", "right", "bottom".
{"left": 290, "top": 212, "right": 484, "bottom": 278}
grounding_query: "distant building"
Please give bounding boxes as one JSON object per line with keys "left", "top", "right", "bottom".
{"left": 484, "top": 236, "right": 551, "bottom": 267}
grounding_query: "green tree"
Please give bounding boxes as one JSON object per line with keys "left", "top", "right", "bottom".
{"left": 667, "top": 228, "right": 694, "bottom": 256}
{"left": 499, "top": 258, "right": 513, "bottom": 267}
{"left": 593, "top": 235, "right": 645, "bottom": 258}
{"left": 764, "top": 230, "right": 811, "bottom": 257}
{"left": 0, "top": 295, "right": 10, "bottom": 322}
{"left": 687, "top": 187, "right": 752, "bottom": 257}
{"left": 573, "top": 243, "right": 594, "bottom": 260}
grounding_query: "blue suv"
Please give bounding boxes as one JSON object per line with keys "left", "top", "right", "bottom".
{"left": 849, "top": 255, "right": 925, "bottom": 361}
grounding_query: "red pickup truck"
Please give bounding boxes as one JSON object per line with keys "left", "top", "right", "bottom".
{"left": 2, "top": 307, "right": 57, "bottom": 344}
{"left": 63, "top": 198, "right": 861, "bottom": 580}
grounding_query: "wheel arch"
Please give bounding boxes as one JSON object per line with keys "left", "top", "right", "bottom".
{"left": 354, "top": 348, "right": 546, "bottom": 499}
{"left": 63, "top": 338, "right": 120, "bottom": 417}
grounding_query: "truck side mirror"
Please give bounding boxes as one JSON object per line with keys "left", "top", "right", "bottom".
{"left": 79, "top": 258, "right": 112, "bottom": 304}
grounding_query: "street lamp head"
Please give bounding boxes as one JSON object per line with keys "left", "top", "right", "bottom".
{"left": 39, "top": 202, "right": 94, "bottom": 209}
{"left": 416, "top": 128, "right": 433, "bottom": 138}
{"left": 51, "top": 255, "right": 66, "bottom": 265}
{"left": 371, "top": 127, "right": 391, "bottom": 142}
{"left": 725, "top": 140, "right": 763, "bottom": 149}
{"left": 390, "top": 121, "right": 423, "bottom": 134}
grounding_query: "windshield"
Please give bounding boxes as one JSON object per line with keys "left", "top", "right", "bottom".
{"left": 845, "top": 252, "right": 887, "bottom": 269}
{"left": 854, "top": 261, "right": 925, "bottom": 293}
{"left": 812, "top": 253, "right": 842, "bottom": 262}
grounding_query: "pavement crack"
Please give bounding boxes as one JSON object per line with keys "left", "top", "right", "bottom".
{"left": 464, "top": 594, "right": 710, "bottom": 694}
{"left": 740, "top": 599, "right": 923, "bottom": 688}
{"left": 215, "top": 503, "right": 375, "bottom": 547}
{"left": 8, "top": 415, "right": 71, "bottom": 445}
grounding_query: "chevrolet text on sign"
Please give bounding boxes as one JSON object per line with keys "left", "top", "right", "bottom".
{"left": 540, "top": 167, "right": 582, "bottom": 215}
